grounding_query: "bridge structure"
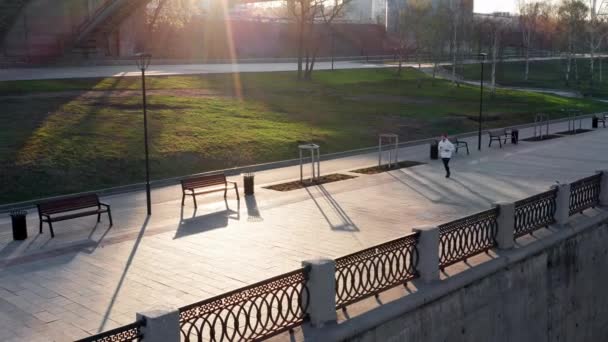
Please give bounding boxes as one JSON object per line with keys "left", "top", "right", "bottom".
{"left": 0, "top": 0, "right": 276, "bottom": 60}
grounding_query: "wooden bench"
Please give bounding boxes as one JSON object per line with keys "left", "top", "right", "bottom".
{"left": 181, "top": 173, "right": 239, "bottom": 208}
{"left": 488, "top": 129, "right": 510, "bottom": 148}
{"left": 454, "top": 137, "right": 469, "bottom": 155}
{"left": 37, "top": 194, "right": 112, "bottom": 238}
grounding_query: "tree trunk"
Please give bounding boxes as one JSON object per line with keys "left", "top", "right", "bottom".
{"left": 574, "top": 56, "right": 579, "bottom": 83}
{"left": 600, "top": 57, "right": 603, "bottom": 83}
{"left": 451, "top": 20, "right": 458, "bottom": 85}
{"left": 297, "top": 19, "right": 304, "bottom": 80}
{"left": 524, "top": 44, "right": 530, "bottom": 81}
{"left": 398, "top": 50, "right": 403, "bottom": 75}
{"left": 565, "top": 37, "right": 572, "bottom": 86}
{"left": 491, "top": 31, "right": 499, "bottom": 94}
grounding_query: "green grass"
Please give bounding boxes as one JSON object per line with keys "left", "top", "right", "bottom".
{"left": 0, "top": 68, "right": 604, "bottom": 204}
{"left": 454, "top": 58, "right": 608, "bottom": 97}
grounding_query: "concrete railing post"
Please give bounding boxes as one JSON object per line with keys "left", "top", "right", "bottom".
{"left": 553, "top": 183, "right": 571, "bottom": 226}
{"left": 136, "top": 306, "right": 180, "bottom": 342}
{"left": 494, "top": 202, "right": 515, "bottom": 249}
{"left": 412, "top": 226, "right": 440, "bottom": 283}
{"left": 302, "top": 258, "right": 337, "bottom": 327}
{"left": 597, "top": 170, "right": 608, "bottom": 206}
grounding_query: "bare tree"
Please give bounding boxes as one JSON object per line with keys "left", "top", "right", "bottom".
{"left": 587, "top": 0, "right": 608, "bottom": 85}
{"left": 287, "top": 0, "right": 352, "bottom": 80}
{"left": 518, "top": 1, "right": 550, "bottom": 81}
{"left": 448, "top": 0, "right": 468, "bottom": 86}
{"left": 395, "top": 0, "right": 432, "bottom": 77}
{"left": 147, "top": 0, "right": 200, "bottom": 32}
{"left": 558, "top": 0, "right": 588, "bottom": 86}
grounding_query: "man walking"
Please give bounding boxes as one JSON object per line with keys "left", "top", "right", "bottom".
{"left": 438, "top": 134, "right": 455, "bottom": 178}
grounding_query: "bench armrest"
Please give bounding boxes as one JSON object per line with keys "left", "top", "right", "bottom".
{"left": 99, "top": 202, "right": 111, "bottom": 209}
{"left": 227, "top": 181, "right": 238, "bottom": 185}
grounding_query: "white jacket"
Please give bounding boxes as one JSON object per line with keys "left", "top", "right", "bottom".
{"left": 438, "top": 139, "right": 455, "bottom": 159}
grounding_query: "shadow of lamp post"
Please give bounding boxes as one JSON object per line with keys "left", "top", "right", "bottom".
{"left": 477, "top": 52, "right": 487, "bottom": 151}
{"left": 136, "top": 53, "right": 152, "bottom": 215}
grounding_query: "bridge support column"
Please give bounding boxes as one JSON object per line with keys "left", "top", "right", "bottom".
{"left": 302, "top": 258, "right": 337, "bottom": 327}
{"left": 553, "top": 183, "right": 571, "bottom": 226}
{"left": 494, "top": 202, "right": 515, "bottom": 250}
{"left": 137, "top": 306, "right": 180, "bottom": 342}
{"left": 412, "top": 226, "right": 440, "bottom": 283}
{"left": 597, "top": 170, "right": 608, "bottom": 206}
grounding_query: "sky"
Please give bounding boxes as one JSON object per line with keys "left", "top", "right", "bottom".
{"left": 474, "top": 0, "right": 517, "bottom": 14}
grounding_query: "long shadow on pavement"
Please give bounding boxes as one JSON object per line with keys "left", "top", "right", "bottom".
{"left": 98, "top": 215, "right": 149, "bottom": 333}
{"left": 174, "top": 200, "right": 240, "bottom": 239}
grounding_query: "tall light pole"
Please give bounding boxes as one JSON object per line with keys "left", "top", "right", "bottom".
{"left": 478, "top": 53, "right": 487, "bottom": 151}
{"left": 136, "top": 53, "right": 152, "bottom": 216}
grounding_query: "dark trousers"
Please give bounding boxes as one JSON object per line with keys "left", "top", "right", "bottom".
{"left": 442, "top": 158, "right": 451, "bottom": 176}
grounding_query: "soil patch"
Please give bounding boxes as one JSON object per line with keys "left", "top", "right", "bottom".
{"left": 555, "top": 129, "right": 593, "bottom": 135}
{"left": 264, "top": 174, "right": 357, "bottom": 192}
{"left": 521, "top": 134, "right": 564, "bottom": 142}
{"left": 351, "top": 161, "right": 426, "bottom": 175}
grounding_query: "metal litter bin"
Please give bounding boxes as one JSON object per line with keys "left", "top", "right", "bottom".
{"left": 593, "top": 116, "right": 599, "bottom": 129}
{"left": 244, "top": 173, "right": 255, "bottom": 196}
{"left": 430, "top": 140, "right": 439, "bottom": 160}
{"left": 10, "top": 210, "right": 27, "bottom": 241}
{"left": 511, "top": 129, "right": 519, "bottom": 144}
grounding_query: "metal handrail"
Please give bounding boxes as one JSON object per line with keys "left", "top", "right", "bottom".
{"left": 439, "top": 208, "right": 499, "bottom": 269}
{"left": 74, "top": 320, "right": 143, "bottom": 342}
{"left": 178, "top": 267, "right": 310, "bottom": 342}
{"left": 335, "top": 232, "right": 419, "bottom": 309}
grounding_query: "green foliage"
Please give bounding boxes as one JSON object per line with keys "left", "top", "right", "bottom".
{"left": 456, "top": 59, "right": 608, "bottom": 97}
{"left": 0, "top": 68, "right": 603, "bottom": 203}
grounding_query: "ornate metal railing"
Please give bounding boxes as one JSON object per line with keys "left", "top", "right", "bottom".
{"left": 74, "top": 321, "right": 143, "bottom": 342}
{"left": 569, "top": 174, "right": 602, "bottom": 216}
{"left": 179, "top": 268, "right": 309, "bottom": 342}
{"left": 439, "top": 208, "right": 499, "bottom": 269}
{"left": 514, "top": 189, "right": 557, "bottom": 238}
{"left": 335, "top": 233, "right": 419, "bottom": 309}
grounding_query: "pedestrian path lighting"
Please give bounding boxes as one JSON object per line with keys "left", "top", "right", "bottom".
{"left": 136, "top": 53, "right": 152, "bottom": 215}
{"left": 478, "top": 53, "right": 487, "bottom": 151}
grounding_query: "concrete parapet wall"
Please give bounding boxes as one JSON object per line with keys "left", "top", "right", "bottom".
{"left": 345, "top": 217, "right": 608, "bottom": 342}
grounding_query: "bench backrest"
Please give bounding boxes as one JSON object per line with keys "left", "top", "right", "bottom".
{"left": 181, "top": 174, "right": 226, "bottom": 190}
{"left": 38, "top": 194, "right": 100, "bottom": 215}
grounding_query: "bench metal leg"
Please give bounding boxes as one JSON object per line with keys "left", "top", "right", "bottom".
{"left": 192, "top": 194, "right": 198, "bottom": 209}
{"left": 224, "top": 185, "right": 228, "bottom": 199}
{"left": 97, "top": 213, "right": 101, "bottom": 223}
{"left": 181, "top": 193, "right": 186, "bottom": 206}
{"left": 234, "top": 184, "right": 240, "bottom": 201}
{"left": 48, "top": 222, "right": 55, "bottom": 238}
{"left": 107, "top": 208, "right": 113, "bottom": 227}
{"left": 39, "top": 219, "right": 43, "bottom": 234}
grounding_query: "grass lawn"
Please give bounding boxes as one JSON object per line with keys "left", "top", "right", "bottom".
{"left": 454, "top": 58, "right": 608, "bottom": 97}
{"left": 0, "top": 67, "right": 604, "bottom": 204}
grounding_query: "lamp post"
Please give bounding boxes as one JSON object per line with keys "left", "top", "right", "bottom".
{"left": 136, "top": 53, "right": 152, "bottom": 216}
{"left": 477, "top": 53, "right": 487, "bottom": 151}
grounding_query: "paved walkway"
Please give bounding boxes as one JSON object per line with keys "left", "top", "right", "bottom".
{"left": 0, "top": 118, "right": 606, "bottom": 341}
{"left": 0, "top": 56, "right": 586, "bottom": 81}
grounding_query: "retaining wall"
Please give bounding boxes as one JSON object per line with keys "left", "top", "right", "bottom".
{"left": 347, "top": 221, "right": 608, "bottom": 342}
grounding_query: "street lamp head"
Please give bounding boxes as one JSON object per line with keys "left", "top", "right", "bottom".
{"left": 478, "top": 53, "right": 487, "bottom": 60}
{"left": 135, "top": 53, "right": 152, "bottom": 71}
